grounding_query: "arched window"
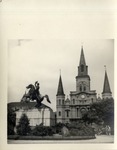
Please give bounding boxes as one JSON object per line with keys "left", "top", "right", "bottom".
{"left": 58, "top": 111, "right": 61, "bottom": 116}
{"left": 81, "top": 65, "right": 84, "bottom": 72}
{"left": 80, "top": 85, "right": 82, "bottom": 91}
{"left": 66, "top": 110, "right": 69, "bottom": 117}
{"left": 77, "top": 108, "right": 79, "bottom": 117}
{"left": 62, "top": 99, "right": 64, "bottom": 105}
{"left": 59, "top": 99, "right": 61, "bottom": 105}
{"left": 73, "top": 99, "right": 75, "bottom": 104}
{"left": 91, "top": 98, "right": 93, "bottom": 103}
{"left": 84, "top": 86, "right": 86, "bottom": 91}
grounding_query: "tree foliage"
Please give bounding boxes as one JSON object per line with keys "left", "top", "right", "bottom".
{"left": 16, "top": 114, "right": 31, "bottom": 135}
{"left": 82, "top": 98, "right": 114, "bottom": 131}
{"left": 92, "top": 98, "right": 114, "bottom": 125}
{"left": 7, "top": 107, "right": 16, "bottom": 135}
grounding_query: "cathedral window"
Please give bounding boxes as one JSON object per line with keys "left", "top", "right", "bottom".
{"left": 91, "top": 98, "right": 93, "bottom": 103}
{"left": 66, "top": 110, "right": 69, "bottom": 117}
{"left": 59, "top": 99, "right": 61, "bottom": 105}
{"left": 58, "top": 111, "right": 61, "bottom": 116}
{"left": 62, "top": 99, "right": 64, "bottom": 105}
{"left": 80, "top": 85, "right": 82, "bottom": 91}
{"left": 73, "top": 99, "right": 75, "bottom": 104}
{"left": 84, "top": 86, "right": 86, "bottom": 91}
{"left": 81, "top": 64, "right": 84, "bottom": 72}
{"left": 77, "top": 108, "right": 79, "bottom": 117}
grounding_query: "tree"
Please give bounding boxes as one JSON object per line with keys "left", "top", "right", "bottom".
{"left": 82, "top": 109, "right": 99, "bottom": 125}
{"left": 7, "top": 107, "right": 16, "bottom": 135}
{"left": 92, "top": 98, "right": 114, "bottom": 126}
{"left": 82, "top": 98, "right": 114, "bottom": 133}
{"left": 16, "top": 114, "right": 31, "bottom": 135}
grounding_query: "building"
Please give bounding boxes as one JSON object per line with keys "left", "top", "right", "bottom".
{"left": 56, "top": 47, "right": 112, "bottom": 124}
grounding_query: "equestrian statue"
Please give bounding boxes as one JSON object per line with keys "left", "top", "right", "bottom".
{"left": 21, "top": 81, "right": 51, "bottom": 107}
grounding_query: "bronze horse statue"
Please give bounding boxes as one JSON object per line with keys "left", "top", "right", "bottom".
{"left": 21, "top": 84, "right": 51, "bottom": 107}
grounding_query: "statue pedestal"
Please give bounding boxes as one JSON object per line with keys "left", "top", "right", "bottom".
{"left": 8, "top": 101, "right": 55, "bottom": 127}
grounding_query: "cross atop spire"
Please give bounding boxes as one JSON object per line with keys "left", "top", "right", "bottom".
{"left": 59, "top": 69, "right": 61, "bottom": 75}
{"left": 104, "top": 65, "right": 106, "bottom": 71}
{"left": 56, "top": 74, "right": 65, "bottom": 96}
{"left": 102, "top": 68, "right": 112, "bottom": 94}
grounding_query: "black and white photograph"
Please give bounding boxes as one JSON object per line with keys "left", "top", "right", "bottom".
{"left": 0, "top": 0, "right": 117, "bottom": 150}
{"left": 7, "top": 39, "right": 114, "bottom": 144}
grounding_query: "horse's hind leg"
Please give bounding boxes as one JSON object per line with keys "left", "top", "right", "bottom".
{"left": 35, "top": 102, "right": 41, "bottom": 108}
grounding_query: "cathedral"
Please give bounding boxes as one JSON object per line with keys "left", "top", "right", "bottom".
{"left": 8, "top": 46, "right": 113, "bottom": 129}
{"left": 56, "top": 47, "right": 112, "bottom": 124}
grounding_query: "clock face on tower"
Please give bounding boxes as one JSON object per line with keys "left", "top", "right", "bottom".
{"left": 81, "top": 94, "right": 85, "bottom": 99}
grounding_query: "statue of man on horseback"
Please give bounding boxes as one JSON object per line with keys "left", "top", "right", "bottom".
{"left": 21, "top": 81, "right": 51, "bottom": 107}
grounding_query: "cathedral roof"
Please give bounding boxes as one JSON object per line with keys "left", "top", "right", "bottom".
{"left": 66, "top": 97, "right": 70, "bottom": 102}
{"left": 56, "top": 75, "right": 65, "bottom": 96}
{"left": 79, "top": 46, "right": 86, "bottom": 66}
{"left": 102, "top": 70, "right": 112, "bottom": 94}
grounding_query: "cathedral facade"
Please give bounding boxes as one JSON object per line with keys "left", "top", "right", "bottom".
{"left": 56, "top": 47, "right": 112, "bottom": 124}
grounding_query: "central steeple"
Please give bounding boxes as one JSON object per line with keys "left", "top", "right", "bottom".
{"left": 78, "top": 46, "right": 88, "bottom": 77}
{"left": 79, "top": 46, "right": 86, "bottom": 66}
{"left": 76, "top": 46, "right": 90, "bottom": 92}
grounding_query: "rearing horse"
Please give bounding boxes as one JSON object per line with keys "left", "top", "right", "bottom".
{"left": 21, "top": 84, "right": 51, "bottom": 106}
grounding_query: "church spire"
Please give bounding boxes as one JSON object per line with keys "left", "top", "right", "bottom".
{"left": 79, "top": 46, "right": 86, "bottom": 66}
{"left": 102, "top": 69, "right": 112, "bottom": 94}
{"left": 78, "top": 46, "right": 88, "bottom": 77}
{"left": 102, "top": 67, "right": 112, "bottom": 99}
{"left": 56, "top": 74, "right": 65, "bottom": 96}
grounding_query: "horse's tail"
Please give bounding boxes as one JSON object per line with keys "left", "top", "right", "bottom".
{"left": 21, "top": 90, "right": 31, "bottom": 102}
{"left": 45, "top": 95, "right": 51, "bottom": 103}
{"left": 21, "top": 93, "right": 26, "bottom": 102}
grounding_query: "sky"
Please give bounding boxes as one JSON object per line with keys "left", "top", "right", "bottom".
{"left": 8, "top": 39, "right": 114, "bottom": 111}
{"left": 1, "top": 0, "right": 114, "bottom": 112}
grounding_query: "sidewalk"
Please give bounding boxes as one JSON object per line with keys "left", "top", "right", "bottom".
{"left": 8, "top": 135, "right": 114, "bottom": 144}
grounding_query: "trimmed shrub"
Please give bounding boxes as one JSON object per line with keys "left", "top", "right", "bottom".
{"left": 67, "top": 122, "right": 95, "bottom": 136}
{"left": 53, "top": 122, "right": 65, "bottom": 134}
{"left": 31, "top": 125, "right": 55, "bottom": 136}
